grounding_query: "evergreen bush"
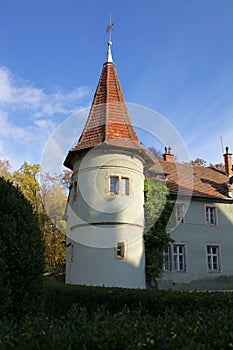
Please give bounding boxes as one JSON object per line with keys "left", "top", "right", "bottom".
{"left": 0, "top": 177, "right": 45, "bottom": 318}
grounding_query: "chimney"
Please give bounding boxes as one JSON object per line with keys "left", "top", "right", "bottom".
{"left": 223, "top": 146, "right": 233, "bottom": 176}
{"left": 163, "top": 146, "right": 174, "bottom": 162}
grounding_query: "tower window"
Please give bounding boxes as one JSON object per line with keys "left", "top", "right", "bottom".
{"left": 121, "top": 177, "right": 129, "bottom": 195}
{"left": 110, "top": 176, "right": 119, "bottom": 194}
{"left": 73, "top": 181, "right": 78, "bottom": 201}
{"left": 115, "top": 242, "right": 126, "bottom": 260}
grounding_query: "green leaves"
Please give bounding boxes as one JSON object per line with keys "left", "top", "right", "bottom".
{"left": 144, "top": 179, "right": 174, "bottom": 285}
{"left": 0, "top": 177, "right": 45, "bottom": 319}
{"left": 1, "top": 291, "right": 233, "bottom": 349}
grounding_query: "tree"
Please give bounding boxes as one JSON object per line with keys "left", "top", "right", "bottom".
{"left": 0, "top": 159, "right": 12, "bottom": 181}
{"left": 209, "top": 163, "right": 225, "bottom": 171}
{"left": 0, "top": 177, "right": 44, "bottom": 318}
{"left": 61, "top": 169, "right": 72, "bottom": 191}
{"left": 40, "top": 173, "right": 67, "bottom": 273}
{"left": 146, "top": 146, "right": 163, "bottom": 160}
{"left": 144, "top": 179, "right": 174, "bottom": 287}
{"left": 191, "top": 158, "right": 207, "bottom": 166}
{"left": 13, "top": 162, "right": 42, "bottom": 215}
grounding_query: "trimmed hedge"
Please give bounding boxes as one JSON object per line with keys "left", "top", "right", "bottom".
{"left": 44, "top": 282, "right": 233, "bottom": 317}
{"left": 1, "top": 306, "right": 233, "bottom": 349}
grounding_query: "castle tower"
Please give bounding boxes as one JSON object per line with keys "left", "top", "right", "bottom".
{"left": 64, "top": 39, "right": 150, "bottom": 288}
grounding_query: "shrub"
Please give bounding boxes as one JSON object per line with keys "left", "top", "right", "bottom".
{"left": 0, "top": 177, "right": 45, "bottom": 318}
{"left": 44, "top": 282, "right": 233, "bottom": 318}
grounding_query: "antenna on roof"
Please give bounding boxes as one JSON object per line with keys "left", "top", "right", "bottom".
{"left": 220, "top": 136, "right": 224, "bottom": 155}
{"left": 106, "top": 15, "right": 114, "bottom": 42}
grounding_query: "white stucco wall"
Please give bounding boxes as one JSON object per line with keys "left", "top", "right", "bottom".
{"left": 66, "top": 146, "right": 146, "bottom": 288}
{"left": 158, "top": 198, "right": 233, "bottom": 290}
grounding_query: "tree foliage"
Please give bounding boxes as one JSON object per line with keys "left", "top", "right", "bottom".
{"left": 0, "top": 160, "right": 67, "bottom": 275}
{"left": 146, "top": 146, "right": 163, "bottom": 160}
{"left": 191, "top": 158, "right": 207, "bottom": 166}
{"left": 0, "top": 177, "right": 45, "bottom": 318}
{"left": 0, "top": 159, "right": 12, "bottom": 181}
{"left": 144, "top": 179, "right": 174, "bottom": 287}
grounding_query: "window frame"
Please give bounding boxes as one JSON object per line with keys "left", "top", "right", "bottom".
{"left": 72, "top": 180, "right": 78, "bottom": 202}
{"left": 115, "top": 241, "right": 126, "bottom": 260}
{"left": 176, "top": 203, "right": 185, "bottom": 224}
{"left": 108, "top": 175, "right": 130, "bottom": 196}
{"left": 109, "top": 176, "right": 119, "bottom": 194}
{"left": 206, "top": 244, "right": 221, "bottom": 272}
{"left": 163, "top": 243, "right": 186, "bottom": 272}
{"left": 205, "top": 205, "right": 217, "bottom": 226}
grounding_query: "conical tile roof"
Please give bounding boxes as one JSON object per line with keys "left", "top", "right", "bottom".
{"left": 64, "top": 42, "right": 148, "bottom": 170}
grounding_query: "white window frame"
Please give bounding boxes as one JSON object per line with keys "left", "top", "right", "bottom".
{"left": 176, "top": 203, "right": 185, "bottom": 223}
{"left": 205, "top": 205, "right": 217, "bottom": 226}
{"left": 108, "top": 175, "right": 130, "bottom": 196}
{"left": 163, "top": 246, "right": 171, "bottom": 271}
{"left": 163, "top": 243, "right": 186, "bottom": 272}
{"left": 121, "top": 177, "right": 129, "bottom": 195}
{"left": 173, "top": 244, "right": 186, "bottom": 272}
{"left": 115, "top": 241, "right": 126, "bottom": 260}
{"left": 206, "top": 245, "right": 221, "bottom": 272}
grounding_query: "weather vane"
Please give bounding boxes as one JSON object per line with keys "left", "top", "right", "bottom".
{"left": 106, "top": 16, "right": 114, "bottom": 41}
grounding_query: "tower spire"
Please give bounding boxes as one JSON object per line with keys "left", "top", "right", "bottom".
{"left": 106, "top": 40, "right": 113, "bottom": 63}
{"left": 106, "top": 17, "right": 114, "bottom": 63}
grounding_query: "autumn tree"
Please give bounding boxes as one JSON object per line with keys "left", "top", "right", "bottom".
{"left": 0, "top": 159, "right": 12, "bottom": 181}
{"left": 7, "top": 161, "right": 66, "bottom": 274}
{"left": 146, "top": 146, "right": 163, "bottom": 160}
{"left": 13, "top": 162, "right": 42, "bottom": 215}
{"left": 40, "top": 172, "right": 67, "bottom": 273}
{"left": 191, "top": 158, "right": 207, "bottom": 166}
{"left": 209, "top": 163, "right": 225, "bottom": 171}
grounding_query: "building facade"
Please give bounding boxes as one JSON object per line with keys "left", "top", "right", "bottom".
{"left": 151, "top": 149, "right": 233, "bottom": 290}
{"left": 64, "top": 39, "right": 233, "bottom": 290}
{"left": 64, "top": 41, "right": 151, "bottom": 288}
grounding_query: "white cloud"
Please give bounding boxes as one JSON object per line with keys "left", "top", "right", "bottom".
{"left": 0, "top": 66, "right": 91, "bottom": 117}
{"left": 0, "top": 66, "right": 91, "bottom": 169}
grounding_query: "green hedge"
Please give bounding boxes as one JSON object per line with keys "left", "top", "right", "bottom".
{"left": 1, "top": 305, "right": 233, "bottom": 349}
{"left": 44, "top": 282, "right": 233, "bottom": 317}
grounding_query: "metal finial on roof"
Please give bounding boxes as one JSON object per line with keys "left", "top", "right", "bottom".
{"left": 106, "top": 16, "right": 114, "bottom": 41}
{"left": 106, "top": 40, "right": 113, "bottom": 63}
{"left": 106, "top": 17, "right": 114, "bottom": 63}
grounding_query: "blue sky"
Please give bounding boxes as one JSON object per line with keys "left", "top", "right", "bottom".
{"left": 0, "top": 0, "right": 233, "bottom": 171}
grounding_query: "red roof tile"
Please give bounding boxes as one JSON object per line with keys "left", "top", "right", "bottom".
{"left": 147, "top": 160, "right": 231, "bottom": 200}
{"left": 64, "top": 60, "right": 145, "bottom": 169}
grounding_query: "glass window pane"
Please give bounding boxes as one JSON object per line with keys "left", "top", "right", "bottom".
{"left": 121, "top": 177, "right": 129, "bottom": 195}
{"left": 110, "top": 177, "right": 119, "bottom": 194}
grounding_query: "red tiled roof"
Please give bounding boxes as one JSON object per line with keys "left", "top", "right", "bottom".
{"left": 64, "top": 61, "right": 141, "bottom": 169}
{"left": 147, "top": 160, "right": 230, "bottom": 200}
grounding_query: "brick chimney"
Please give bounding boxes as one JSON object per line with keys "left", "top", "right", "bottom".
{"left": 163, "top": 146, "right": 174, "bottom": 162}
{"left": 223, "top": 146, "right": 233, "bottom": 176}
